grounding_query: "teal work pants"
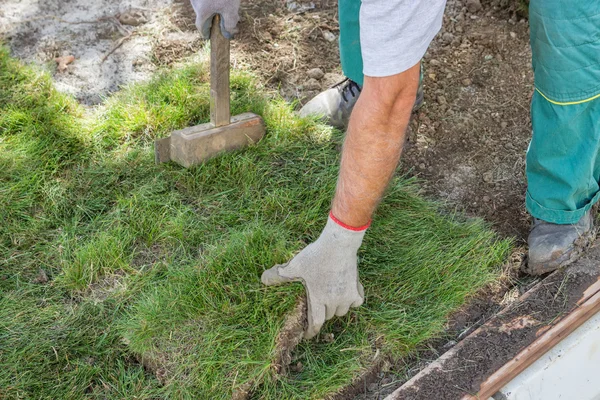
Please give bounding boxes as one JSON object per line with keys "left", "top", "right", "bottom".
{"left": 339, "top": 0, "right": 364, "bottom": 86}
{"left": 526, "top": 0, "right": 600, "bottom": 224}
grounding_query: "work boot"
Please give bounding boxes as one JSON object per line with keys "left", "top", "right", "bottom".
{"left": 299, "top": 76, "right": 425, "bottom": 129}
{"left": 524, "top": 210, "right": 596, "bottom": 275}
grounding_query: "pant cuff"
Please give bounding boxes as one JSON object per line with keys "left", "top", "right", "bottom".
{"left": 342, "top": 64, "right": 364, "bottom": 87}
{"left": 526, "top": 190, "right": 600, "bottom": 224}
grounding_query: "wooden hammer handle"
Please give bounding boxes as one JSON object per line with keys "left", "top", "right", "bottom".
{"left": 210, "top": 14, "right": 231, "bottom": 127}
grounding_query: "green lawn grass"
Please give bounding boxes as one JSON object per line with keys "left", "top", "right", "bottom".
{"left": 0, "top": 45, "right": 512, "bottom": 399}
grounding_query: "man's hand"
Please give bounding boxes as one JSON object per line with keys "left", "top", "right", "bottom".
{"left": 190, "top": 0, "right": 241, "bottom": 39}
{"left": 261, "top": 214, "right": 367, "bottom": 339}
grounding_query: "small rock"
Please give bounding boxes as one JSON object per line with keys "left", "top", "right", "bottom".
{"left": 286, "top": 1, "right": 315, "bottom": 12}
{"left": 322, "top": 30, "right": 336, "bottom": 42}
{"left": 307, "top": 68, "right": 325, "bottom": 80}
{"left": 33, "top": 269, "right": 49, "bottom": 284}
{"left": 466, "top": 0, "right": 483, "bottom": 13}
{"left": 367, "top": 383, "right": 379, "bottom": 392}
{"left": 419, "top": 163, "right": 426, "bottom": 170}
{"left": 500, "top": 121, "right": 508, "bottom": 129}
{"left": 483, "top": 172, "right": 494, "bottom": 183}
{"left": 429, "top": 59, "right": 441, "bottom": 66}
{"left": 303, "top": 78, "right": 321, "bottom": 91}
{"left": 118, "top": 10, "right": 147, "bottom": 26}
{"left": 462, "top": 78, "right": 472, "bottom": 86}
{"left": 483, "top": 195, "right": 491, "bottom": 202}
{"left": 54, "top": 55, "right": 75, "bottom": 73}
{"left": 509, "top": 31, "right": 517, "bottom": 39}
{"left": 442, "top": 32, "right": 454, "bottom": 44}
{"left": 132, "top": 57, "right": 144, "bottom": 67}
{"left": 437, "top": 95, "right": 447, "bottom": 105}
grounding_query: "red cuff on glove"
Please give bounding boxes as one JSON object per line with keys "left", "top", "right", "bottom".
{"left": 329, "top": 211, "right": 371, "bottom": 232}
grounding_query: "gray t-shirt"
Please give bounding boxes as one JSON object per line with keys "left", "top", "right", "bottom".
{"left": 360, "top": 0, "right": 447, "bottom": 77}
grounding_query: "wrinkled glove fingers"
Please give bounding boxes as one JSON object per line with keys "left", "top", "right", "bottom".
{"left": 350, "top": 282, "right": 365, "bottom": 308}
{"left": 325, "top": 303, "right": 336, "bottom": 321}
{"left": 221, "top": 16, "right": 238, "bottom": 38}
{"left": 304, "top": 301, "right": 326, "bottom": 339}
{"left": 200, "top": 17, "right": 214, "bottom": 39}
{"left": 334, "top": 302, "right": 351, "bottom": 317}
{"left": 202, "top": 14, "right": 237, "bottom": 40}
{"left": 261, "top": 264, "right": 295, "bottom": 286}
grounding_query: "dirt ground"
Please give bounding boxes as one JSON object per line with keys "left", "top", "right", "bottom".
{"left": 1, "top": 0, "right": 534, "bottom": 398}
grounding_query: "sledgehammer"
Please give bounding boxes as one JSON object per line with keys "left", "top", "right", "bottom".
{"left": 154, "top": 15, "right": 265, "bottom": 168}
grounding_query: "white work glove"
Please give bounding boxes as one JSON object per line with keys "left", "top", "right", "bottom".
{"left": 261, "top": 214, "right": 367, "bottom": 339}
{"left": 190, "top": 0, "right": 241, "bottom": 39}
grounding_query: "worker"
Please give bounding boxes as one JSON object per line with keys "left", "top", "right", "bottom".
{"left": 191, "top": 0, "right": 598, "bottom": 338}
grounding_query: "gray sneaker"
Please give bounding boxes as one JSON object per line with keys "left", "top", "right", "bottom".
{"left": 299, "top": 76, "right": 425, "bottom": 129}
{"left": 524, "top": 210, "right": 596, "bottom": 275}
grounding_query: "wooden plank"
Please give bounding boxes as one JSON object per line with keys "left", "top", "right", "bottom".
{"left": 580, "top": 277, "right": 600, "bottom": 305}
{"left": 169, "top": 112, "right": 265, "bottom": 168}
{"left": 464, "top": 289, "right": 600, "bottom": 400}
{"left": 210, "top": 14, "right": 230, "bottom": 127}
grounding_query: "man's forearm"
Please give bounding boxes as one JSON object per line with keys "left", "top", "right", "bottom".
{"left": 331, "top": 63, "right": 421, "bottom": 227}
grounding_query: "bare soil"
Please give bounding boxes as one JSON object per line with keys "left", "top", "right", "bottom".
{"left": 0, "top": 0, "right": 192, "bottom": 104}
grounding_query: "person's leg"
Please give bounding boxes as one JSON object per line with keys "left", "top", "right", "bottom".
{"left": 332, "top": 0, "right": 445, "bottom": 225}
{"left": 526, "top": 96, "right": 600, "bottom": 225}
{"left": 332, "top": 64, "right": 420, "bottom": 225}
{"left": 525, "top": 93, "right": 600, "bottom": 274}
{"left": 524, "top": 0, "right": 600, "bottom": 274}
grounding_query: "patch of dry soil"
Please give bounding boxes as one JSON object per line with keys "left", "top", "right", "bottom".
{"left": 0, "top": 0, "right": 199, "bottom": 104}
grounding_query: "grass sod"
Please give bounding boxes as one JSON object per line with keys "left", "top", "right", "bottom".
{"left": 0, "top": 45, "right": 512, "bottom": 399}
